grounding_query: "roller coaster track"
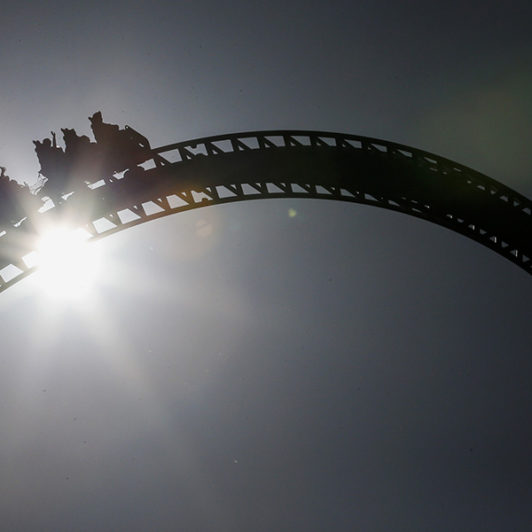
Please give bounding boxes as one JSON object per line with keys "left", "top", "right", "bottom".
{"left": 0, "top": 130, "right": 530, "bottom": 292}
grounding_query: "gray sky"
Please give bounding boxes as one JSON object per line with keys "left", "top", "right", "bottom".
{"left": 0, "top": 1, "right": 531, "bottom": 530}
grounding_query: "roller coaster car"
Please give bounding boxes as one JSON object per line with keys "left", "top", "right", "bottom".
{"left": 110, "top": 125, "right": 152, "bottom": 172}
{"left": 124, "top": 125, "right": 151, "bottom": 151}
{"left": 89, "top": 111, "right": 152, "bottom": 174}
{"left": 35, "top": 114, "right": 153, "bottom": 202}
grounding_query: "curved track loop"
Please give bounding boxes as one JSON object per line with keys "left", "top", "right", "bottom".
{"left": 0, "top": 130, "right": 531, "bottom": 292}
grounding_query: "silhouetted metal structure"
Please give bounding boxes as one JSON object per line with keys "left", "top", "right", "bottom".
{"left": 0, "top": 129, "right": 530, "bottom": 291}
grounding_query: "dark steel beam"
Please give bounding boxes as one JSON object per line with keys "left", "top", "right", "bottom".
{"left": 0, "top": 130, "right": 530, "bottom": 292}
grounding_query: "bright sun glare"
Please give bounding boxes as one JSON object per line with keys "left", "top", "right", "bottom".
{"left": 34, "top": 227, "right": 101, "bottom": 299}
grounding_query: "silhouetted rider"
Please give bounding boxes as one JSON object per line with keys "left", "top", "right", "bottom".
{"left": 61, "top": 128, "right": 98, "bottom": 183}
{"left": 0, "top": 167, "right": 40, "bottom": 226}
{"left": 62, "top": 128, "right": 92, "bottom": 155}
{"left": 33, "top": 133, "right": 72, "bottom": 202}
{"left": 33, "top": 135, "right": 66, "bottom": 181}
{"left": 89, "top": 111, "right": 120, "bottom": 145}
{"left": 89, "top": 111, "right": 151, "bottom": 174}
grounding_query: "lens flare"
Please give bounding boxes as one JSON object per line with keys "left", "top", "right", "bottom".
{"left": 34, "top": 227, "right": 101, "bottom": 299}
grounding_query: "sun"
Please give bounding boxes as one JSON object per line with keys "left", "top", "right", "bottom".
{"left": 33, "top": 227, "right": 102, "bottom": 300}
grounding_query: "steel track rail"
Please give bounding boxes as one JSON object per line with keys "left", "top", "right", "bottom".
{"left": 0, "top": 130, "right": 530, "bottom": 292}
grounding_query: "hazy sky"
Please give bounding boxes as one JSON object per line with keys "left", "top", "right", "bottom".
{"left": 0, "top": 1, "right": 531, "bottom": 530}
